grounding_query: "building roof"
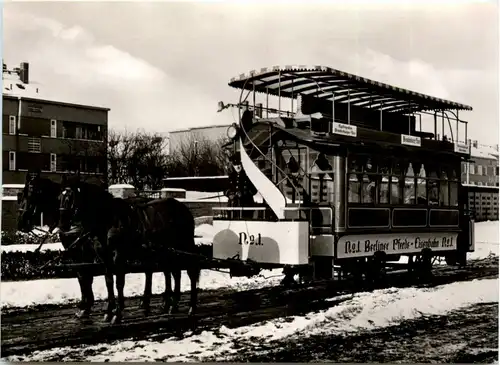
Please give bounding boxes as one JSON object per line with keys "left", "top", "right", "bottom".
{"left": 229, "top": 65, "right": 473, "bottom": 114}
{"left": 470, "top": 144, "right": 499, "bottom": 161}
{"left": 2, "top": 71, "right": 110, "bottom": 112}
{"left": 169, "top": 124, "right": 231, "bottom": 134}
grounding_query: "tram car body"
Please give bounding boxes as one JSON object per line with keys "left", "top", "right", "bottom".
{"left": 212, "top": 65, "right": 475, "bottom": 279}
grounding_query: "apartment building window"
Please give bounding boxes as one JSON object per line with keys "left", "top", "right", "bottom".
{"left": 9, "top": 116, "right": 16, "bottom": 135}
{"left": 9, "top": 151, "right": 16, "bottom": 171}
{"left": 62, "top": 121, "right": 103, "bottom": 140}
{"left": 76, "top": 126, "right": 84, "bottom": 139}
{"left": 28, "top": 137, "right": 41, "bottom": 153}
{"left": 50, "top": 153, "right": 57, "bottom": 172}
{"left": 470, "top": 165, "right": 475, "bottom": 175}
{"left": 50, "top": 119, "right": 57, "bottom": 138}
{"left": 477, "top": 165, "right": 483, "bottom": 176}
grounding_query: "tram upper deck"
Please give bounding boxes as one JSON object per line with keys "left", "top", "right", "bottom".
{"left": 219, "top": 66, "right": 473, "bottom": 234}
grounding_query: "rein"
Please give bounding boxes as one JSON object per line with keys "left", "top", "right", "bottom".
{"left": 36, "top": 231, "right": 92, "bottom": 271}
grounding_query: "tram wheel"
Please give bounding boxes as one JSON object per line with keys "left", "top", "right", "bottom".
{"left": 413, "top": 248, "right": 434, "bottom": 282}
{"left": 366, "top": 251, "right": 387, "bottom": 288}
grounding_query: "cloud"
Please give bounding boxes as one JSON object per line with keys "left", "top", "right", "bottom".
{"left": 3, "top": 9, "right": 224, "bottom": 133}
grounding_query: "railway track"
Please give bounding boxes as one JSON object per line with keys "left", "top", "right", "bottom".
{"left": 1, "top": 256, "right": 498, "bottom": 358}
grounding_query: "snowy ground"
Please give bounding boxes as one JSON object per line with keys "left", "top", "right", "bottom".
{"left": 1, "top": 221, "right": 498, "bottom": 309}
{"left": 5, "top": 277, "right": 498, "bottom": 362}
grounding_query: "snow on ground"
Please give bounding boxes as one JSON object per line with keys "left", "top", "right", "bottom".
{"left": 0, "top": 268, "right": 285, "bottom": 309}
{"left": 468, "top": 220, "right": 499, "bottom": 260}
{"left": 6, "top": 277, "right": 498, "bottom": 362}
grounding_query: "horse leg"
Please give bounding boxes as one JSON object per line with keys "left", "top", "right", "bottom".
{"left": 76, "top": 273, "right": 87, "bottom": 310}
{"left": 112, "top": 271, "right": 125, "bottom": 324}
{"left": 168, "top": 269, "right": 181, "bottom": 315}
{"left": 103, "top": 269, "right": 116, "bottom": 322}
{"left": 141, "top": 271, "right": 153, "bottom": 316}
{"left": 75, "top": 272, "right": 94, "bottom": 319}
{"left": 162, "top": 270, "right": 173, "bottom": 313}
{"left": 111, "top": 253, "right": 126, "bottom": 325}
{"left": 187, "top": 266, "right": 201, "bottom": 317}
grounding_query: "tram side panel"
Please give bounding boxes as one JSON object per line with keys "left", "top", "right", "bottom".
{"left": 212, "top": 216, "right": 310, "bottom": 268}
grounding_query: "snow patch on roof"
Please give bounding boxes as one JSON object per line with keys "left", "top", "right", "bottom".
{"left": 470, "top": 144, "right": 499, "bottom": 161}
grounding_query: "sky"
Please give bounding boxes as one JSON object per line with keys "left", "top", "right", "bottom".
{"left": 2, "top": 0, "right": 499, "bottom": 145}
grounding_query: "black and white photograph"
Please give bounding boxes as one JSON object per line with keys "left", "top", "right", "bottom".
{"left": 1, "top": 0, "right": 498, "bottom": 362}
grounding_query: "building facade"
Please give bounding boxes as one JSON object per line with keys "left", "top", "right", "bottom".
{"left": 462, "top": 141, "right": 499, "bottom": 187}
{"left": 2, "top": 62, "right": 110, "bottom": 231}
{"left": 2, "top": 62, "right": 110, "bottom": 185}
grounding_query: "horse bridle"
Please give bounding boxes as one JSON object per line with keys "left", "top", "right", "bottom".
{"left": 18, "top": 179, "right": 40, "bottom": 218}
{"left": 59, "top": 186, "right": 80, "bottom": 228}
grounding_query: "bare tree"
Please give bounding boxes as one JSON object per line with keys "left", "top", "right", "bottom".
{"left": 106, "top": 129, "right": 171, "bottom": 190}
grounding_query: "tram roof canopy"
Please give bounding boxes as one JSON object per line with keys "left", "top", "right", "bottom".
{"left": 229, "top": 66, "right": 473, "bottom": 114}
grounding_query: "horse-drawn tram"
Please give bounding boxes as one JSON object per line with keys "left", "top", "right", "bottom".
{"left": 212, "top": 65, "right": 475, "bottom": 283}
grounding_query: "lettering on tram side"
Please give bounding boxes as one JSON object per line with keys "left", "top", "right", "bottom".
{"left": 238, "top": 232, "right": 264, "bottom": 246}
{"left": 337, "top": 233, "right": 458, "bottom": 258}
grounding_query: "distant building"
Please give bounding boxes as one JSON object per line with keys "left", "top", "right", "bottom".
{"left": 462, "top": 140, "right": 499, "bottom": 187}
{"left": 168, "top": 124, "right": 230, "bottom": 154}
{"left": 2, "top": 61, "right": 110, "bottom": 231}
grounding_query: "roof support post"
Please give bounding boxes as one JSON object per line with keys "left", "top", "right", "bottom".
{"left": 408, "top": 100, "right": 411, "bottom": 134}
{"left": 252, "top": 81, "right": 256, "bottom": 115}
{"left": 442, "top": 110, "right": 445, "bottom": 141}
{"left": 379, "top": 101, "right": 383, "bottom": 131}
{"left": 456, "top": 110, "right": 460, "bottom": 142}
{"left": 419, "top": 114, "right": 422, "bottom": 132}
{"left": 291, "top": 78, "right": 294, "bottom": 117}
{"left": 266, "top": 88, "right": 269, "bottom": 118}
{"left": 434, "top": 111, "right": 437, "bottom": 140}
{"left": 331, "top": 91, "right": 335, "bottom": 133}
{"left": 347, "top": 89, "right": 351, "bottom": 125}
{"left": 465, "top": 121, "right": 468, "bottom": 142}
{"left": 278, "top": 71, "right": 281, "bottom": 117}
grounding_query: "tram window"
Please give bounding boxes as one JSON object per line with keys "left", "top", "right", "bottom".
{"left": 427, "top": 180, "right": 439, "bottom": 205}
{"left": 361, "top": 174, "right": 376, "bottom": 203}
{"left": 449, "top": 181, "right": 459, "bottom": 206}
{"left": 379, "top": 176, "right": 389, "bottom": 203}
{"left": 439, "top": 168, "right": 449, "bottom": 206}
{"left": 348, "top": 174, "right": 360, "bottom": 203}
{"left": 309, "top": 152, "right": 335, "bottom": 204}
{"left": 404, "top": 163, "right": 415, "bottom": 204}
{"left": 416, "top": 163, "right": 427, "bottom": 204}
{"left": 378, "top": 158, "right": 391, "bottom": 204}
{"left": 390, "top": 176, "right": 401, "bottom": 204}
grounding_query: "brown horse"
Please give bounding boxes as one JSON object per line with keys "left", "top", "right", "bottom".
{"left": 59, "top": 180, "right": 201, "bottom": 324}
{"left": 16, "top": 172, "right": 98, "bottom": 317}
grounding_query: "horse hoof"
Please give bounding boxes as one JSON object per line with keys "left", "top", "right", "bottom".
{"left": 103, "top": 313, "right": 112, "bottom": 322}
{"left": 111, "top": 315, "right": 122, "bottom": 325}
